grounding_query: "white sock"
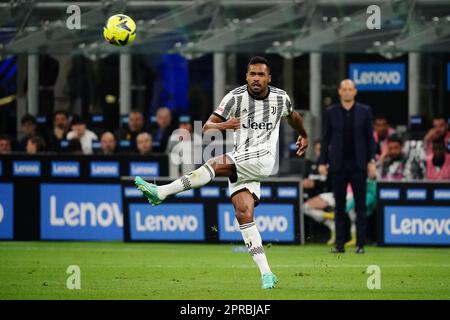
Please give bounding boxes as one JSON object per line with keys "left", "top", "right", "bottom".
{"left": 157, "top": 163, "right": 215, "bottom": 200}
{"left": 304, "top": 203, "right": 325, "bottom": 223}
{"left": 240, "top": 223, "right": 271, "bottom": 276}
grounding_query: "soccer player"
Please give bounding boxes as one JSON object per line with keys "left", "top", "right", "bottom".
{"left": 135, "top": 56, "right": 308, "bottom": 289}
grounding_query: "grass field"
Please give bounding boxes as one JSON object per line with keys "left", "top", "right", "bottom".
{"left": 1, "top": 241, "right": 450, "bottom": 300}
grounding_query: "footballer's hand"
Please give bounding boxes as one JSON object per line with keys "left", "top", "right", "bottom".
{"left": 318, "top": 164, "right": 328, "bottom": 176}
{"left": 295, "top": 135, "right": 308, "bottom": 156}
{"left": 224, "top": 117, "right": 241, "bottom": 130}
{"left": 367, "top": 162, "right": 377, "bottom": 179}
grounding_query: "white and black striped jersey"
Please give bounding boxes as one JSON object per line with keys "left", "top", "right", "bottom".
{"left": 213, "top": 85, "right": 293, "bottom": 156}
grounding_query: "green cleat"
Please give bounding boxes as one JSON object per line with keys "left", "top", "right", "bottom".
{"left": 261, "top": 273, "right": 278, "bottom": 289}
{"left": 134, "top": 176, "right": 162, "bottom": 206}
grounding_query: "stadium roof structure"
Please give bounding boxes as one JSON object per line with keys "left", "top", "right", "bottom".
{"left": 1, "top": 0, "right": 450, "bottom": 59}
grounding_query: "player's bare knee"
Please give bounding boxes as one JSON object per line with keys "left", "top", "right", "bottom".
{"left": 234, "top": 206, "right": 253, "bottom": 223}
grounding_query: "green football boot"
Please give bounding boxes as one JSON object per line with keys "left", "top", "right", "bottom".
{"left": 134, "top": 176, "right": 162, "bottom": 206}
{"left": 262, "top": 273, "right": 278, "bottom": 289}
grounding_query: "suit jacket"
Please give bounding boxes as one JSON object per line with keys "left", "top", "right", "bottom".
{"left": 319, "top": 102, "right": 376, "bottom": 173}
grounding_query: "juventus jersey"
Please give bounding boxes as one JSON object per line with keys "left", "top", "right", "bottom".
{"left": 213, "top": 85, "right": 293, "bottom": 156}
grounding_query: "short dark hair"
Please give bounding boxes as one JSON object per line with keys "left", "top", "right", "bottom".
{"left": 432, "top": 114, "right": 447, "bottom": 122}
{"left": 28, "top": 135, "right": 46, "bottom": 151}
{"left": 387, "top": 134, "right": 403, "bottom": 145}
{"left": 70, "top": 115, "right": 86, "bottom": 126}
{"left": 247, "top": 56, "right": 270, "bottom": 73}
{"left": 0, "top": 134, "right": 12, "bottom": 142}
{"left": 67, "top": 138, "right": 82, "bottom": 153}
{"left": 374, "top": 114, "right": 388, "bottom": 122}
{"left": 53, "top": 110, "right": 69, "bottom": 119}
{"left": 21, "top": 114, "right": 37, "bottom": 126}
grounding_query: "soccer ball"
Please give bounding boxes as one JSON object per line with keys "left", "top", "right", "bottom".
{"left": 103, "top": 14, "right": 136, "bottom": 46}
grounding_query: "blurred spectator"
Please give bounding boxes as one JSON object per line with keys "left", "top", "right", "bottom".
{"left": 403, "top": 140, "right": 426, "bottom": 180}
{"left": 67, "top": 139, "right": 83, "bottom": 154}
{"left": 18, "top": 114, "right": 38, "bottom": 151}
{"left": 152, "top": 107, "right": 176, "bottom": 152}
{"left": 378, "top": 135, "right": 407, "bottom": 180}
{"left": 303, "top": 140, "right": 329, "bottom": 199}
{"left": 67, "top": 116, "right": 98, "bottom": 155}
{"left": 303, "top": 179, "right": 377, "bottom": 246}
{"left": 98, "top": 131, "right": 117, "bottom": 155}
{"left": 426, "top": 141, "right": 450, "bottom": 180}
{"left": 117, "top": 110, "right": 149, "bottom": 152}
{"left": 0, "top": 134, "right": 12, "bottom": 154}
{"left": 47, "top": 110, "right": 70, "bottom": 152}
{"left": 424, "top": 114, "right": 450, "bottom": 156}
{"left": 25, "top": 135, "right": 46, "bottom": 155}
{"left": 136, "top": 132, "right": 153, "bottom": 155}
{"left": 373, "top": 115, "right": 395, "bottom": 163}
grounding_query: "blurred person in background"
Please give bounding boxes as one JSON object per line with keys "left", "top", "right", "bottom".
{"left": 18, "top": 114, "right": 38, "bottom": 151}
{"left": 25, "top": 135, "right": 46, "bottom": 155}
{"left": 0, "top": 134, "right": 12, "bottom": 154}
{"left": 67, "top": 116, "right": 98, "bottom": 155}
{"left": 67, "top": 139, "right": 83, "bottom": 155}
{"left": 47, "top": 110, "right": 70, "bottom": 152}
{"left": 136, "top": 132, "right": 153, "bottom": 156}
{"left": 152, "top": 107, "right": 176, "bottom": 153}
{"left": 426, "top": 141, "right": 450, "bottom": 180}
{"left": 303, "top": 140, "right": 329, "bottom": 200}
{"left": 303, "top": 179, "right": 377, "bottom": 247}
{"left": 98, "top": 131, "right": 117, "bottom": 155}
{"left": 373, "top": 115, "right": 395, "bottom": 164}
{"left": 424, "top": 115, "right": 450, "bottom": 157}
{"left": 318, "top": 79, "right": 376, "bottom": 254}
{"left": 378, "top": 135, "right": 407, "bottom": 180}
{"left": 117, "top": 110, "right": 149, "bottom": 152}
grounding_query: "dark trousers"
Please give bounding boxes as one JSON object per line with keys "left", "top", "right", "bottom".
{"left": 331, "top": 165, "right": 367, "bottom": 248}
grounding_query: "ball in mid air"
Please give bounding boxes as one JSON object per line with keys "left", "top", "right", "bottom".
{"left": 103, "top": 14, "right": 136, "bottom": 46}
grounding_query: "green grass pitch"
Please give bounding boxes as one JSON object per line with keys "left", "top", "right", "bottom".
{"left": 1, "top": 241, "right": 449, "bottom": 300}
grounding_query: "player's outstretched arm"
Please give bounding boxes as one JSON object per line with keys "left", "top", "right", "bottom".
{"left": 286, "top": 111, "right": 308, "bottom": 156}
{"left": 202, "top": 114, "right": 240, "bottom": 133}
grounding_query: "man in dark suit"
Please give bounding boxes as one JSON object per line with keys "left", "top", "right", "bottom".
{"left": 318, "top": 79, "right": 377, "bottom": 254}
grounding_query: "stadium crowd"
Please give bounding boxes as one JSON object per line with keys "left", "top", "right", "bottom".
{"left": 0, "top": 107, "right": 182, "bottom": 156}
{"left": 0, "top": 109, "right": 449, "bottom": 182}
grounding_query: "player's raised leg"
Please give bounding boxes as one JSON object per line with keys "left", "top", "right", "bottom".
{"left": 135, "top": 154, "right": 234, "bottom": 205}
{"left": 232, "top": 190, "right": 277, "bottom": 289}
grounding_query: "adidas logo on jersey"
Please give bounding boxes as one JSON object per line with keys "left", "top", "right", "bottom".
{"left": 242, "top": 119, "right": 274, "bottom": 130}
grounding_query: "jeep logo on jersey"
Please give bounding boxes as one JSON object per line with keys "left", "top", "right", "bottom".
{"left": 242, "top": 118, "right": 273, "bottom": 130}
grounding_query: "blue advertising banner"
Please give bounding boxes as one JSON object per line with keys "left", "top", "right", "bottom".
{"left": 406, "top": 189, "right": 427, "bottom": 200}
{"left": 13, "top": 161, "right": 41, "bottom": 176}
{"left": 51, "top": 161, "right": 80, "bottom": 177}
{"left": 384, "top": 206, "right": 450, "bottom": 245}
{"left": 0, "top": 183, "right": 13, "bottom": 239}
{"left": 380, "top": 188, "right": 400, "bottom": 200}
{"left": 40, "top": 184, "right": 123, "bottom": 240}
{"left": 129, "top": 162, "right": 159, "bottom": 176}
{"left": 90, "top": 162, "right": 119, "bottom": 178}
{"left": 218, "top": 204, "right": 295, "bottom": 242}
{"left": 129, "top": 203, "right": 205, "bottom": 240}
{"left": 349, "top": 63, "right": 405, "bottom": 91}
